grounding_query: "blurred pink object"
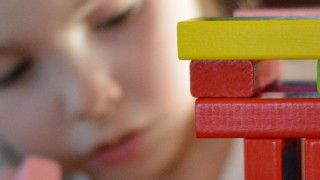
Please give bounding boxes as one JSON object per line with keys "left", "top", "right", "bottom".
{"left": 14, "top": 156, "right": 61, "bottom": 180}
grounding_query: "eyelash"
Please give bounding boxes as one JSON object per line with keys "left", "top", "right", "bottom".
{"left": 95, "top": 4, "right": 137, "bottom": 30}
{"left": 0, "top": 59, "right": 32, "bottom": 88}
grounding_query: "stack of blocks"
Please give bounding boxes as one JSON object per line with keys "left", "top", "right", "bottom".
{"left": 177, "top": 8, "right": 320, "bottom": 180}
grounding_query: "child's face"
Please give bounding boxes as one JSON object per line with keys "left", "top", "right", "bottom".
{"left": 0, "top": 0, "right": 198, "bottom": 178}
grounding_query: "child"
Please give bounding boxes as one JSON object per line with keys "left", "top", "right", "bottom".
{"left": 0, "top": 0, "right": 317, "bottom": 179}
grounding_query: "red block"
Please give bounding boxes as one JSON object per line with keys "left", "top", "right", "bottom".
{"left": 245, "top": 139, "right": 284, "bottom": 180}
{"left": 305, "top": 139, "right": 320, "bottom": 180}
{"left": 195, "top": 94, "right": 320, "bottom": 138}
{"left": 245, "top": 139, "right": 301, "bottom": 180}
{"left": 190, "top": 60, "right": 281, "bottom": 97}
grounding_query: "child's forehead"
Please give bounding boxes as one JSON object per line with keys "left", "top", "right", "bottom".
{"left": 0, "top": 0, "right": 86, "bottom": 48}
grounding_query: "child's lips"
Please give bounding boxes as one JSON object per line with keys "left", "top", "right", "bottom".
{"left": 88, "top": 130, "right": 145, "bottom": 167}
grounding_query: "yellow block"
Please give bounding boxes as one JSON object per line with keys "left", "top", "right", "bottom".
{"left": 177, "top": 17, "right": 320, "bottom": 60}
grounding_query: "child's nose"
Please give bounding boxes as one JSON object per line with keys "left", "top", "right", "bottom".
{"left": 57, "top": 25, "right": 123, "bottom": 121}
{"left": 64, "top": 62, "right": 124, "bottom": 120}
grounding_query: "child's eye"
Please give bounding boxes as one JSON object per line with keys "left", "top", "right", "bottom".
{"left": 95, "top": 3, "right": 138, "bottom": 30}
{"left": 0, "top": 58, "right": 32, "bottom": 88}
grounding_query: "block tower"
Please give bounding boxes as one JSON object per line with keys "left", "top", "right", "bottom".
{"left": 177, "top": 8, "right": 320, "bottom": 180}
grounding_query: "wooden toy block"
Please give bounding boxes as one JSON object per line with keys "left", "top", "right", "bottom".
{"left": 245, "top": 139, "right": 301, "bottom": 180}
{"left": 245, "top": 139, "right": 283, "bottom": 180}
{"left": 177, "top": 17, "right": 320, "bottom": 60}
{"left": 195, "top": 92, "right": 320, "bottom": 138}
{"left": 190, "top": 60, "right": 281, "bottom": 97}
{"left": 14, "top": 156, "right": 61, "bottom": 180}
{"left": 234, "top": 8, "right": 320, "bottom": 17}
{"left": 305, "top": 139, "right": 320, "bottom": 180}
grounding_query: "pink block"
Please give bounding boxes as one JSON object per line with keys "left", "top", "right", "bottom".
{"left": 14, "top": 156, "right": 61, "bottom": 180}
{"left": 234, "top": 8, "right": 320, "bottom": 17}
